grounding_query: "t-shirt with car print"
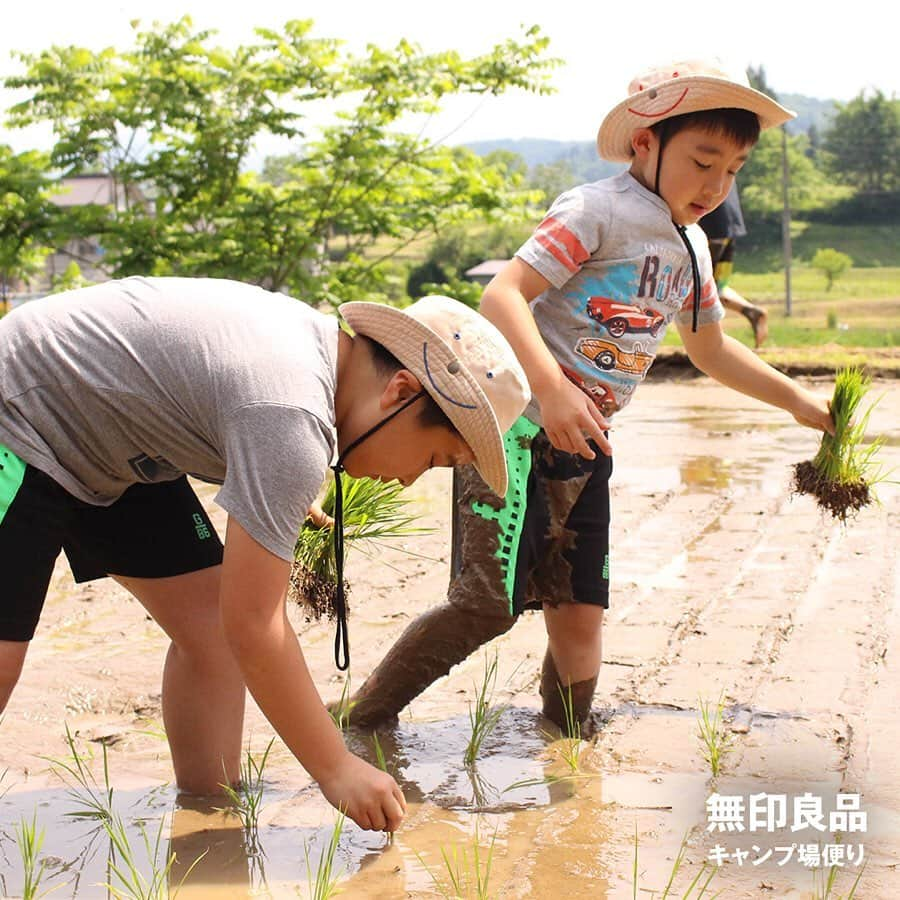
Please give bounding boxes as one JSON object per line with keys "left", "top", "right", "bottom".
{"left": 516, "top": 170, "right": 724, "bottom": 424}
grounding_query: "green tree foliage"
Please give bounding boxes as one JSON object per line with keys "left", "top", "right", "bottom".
{"left": 811, "top": 247, "right": 853, "bottom": 290}
{"left": 822, "top": 90, "right": 900, "bottom": 192}
{"left": 5, "top": 18, "right": 557, "bottom": 305}
{"left": 0, "top": 144, "right": 57, "bottom": 305}
{"left": 738, "top": 128, "right": 834, "bottom": 218}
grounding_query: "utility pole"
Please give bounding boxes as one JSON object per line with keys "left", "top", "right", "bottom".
{"left": 781, "top": 126, "right": 793, "bottom": 317}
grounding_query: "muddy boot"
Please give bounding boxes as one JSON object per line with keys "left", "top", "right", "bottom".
{"left": 539, "top": 649, "right": 598, "bottom": 737}
{"left": 347, "top": 602, "right": 516, "bottom": 729}
{"left": 741, "top": 304, "right": 769, "bottom": 348}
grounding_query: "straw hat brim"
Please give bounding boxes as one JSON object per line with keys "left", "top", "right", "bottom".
{"left": 597, "top": 76, "right": 796, "bottom": 162}
{"left": 340, "top": 301, "right": 508, "bottom": 496}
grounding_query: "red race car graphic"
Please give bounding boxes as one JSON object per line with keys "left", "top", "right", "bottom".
{"left": 586, "top": 296, "right": 665, "bottom": 339}
{"left": 561, "top": 366, "right": 619, "bottom": 418}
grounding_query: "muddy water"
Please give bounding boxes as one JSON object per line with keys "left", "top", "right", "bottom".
{"left": 1, "top": 377, "right": 898, "bottom": 898}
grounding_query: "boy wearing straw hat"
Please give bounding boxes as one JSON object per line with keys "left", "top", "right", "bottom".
{"left": 347, "top": 59, "right": 835, "bottom": 732}
{"left": 0, "top": 277, "right": 529, "bottom": 832}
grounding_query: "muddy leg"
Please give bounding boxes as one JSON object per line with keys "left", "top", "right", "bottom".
{"left": 349, "top": 465, "right": 518, "bottom": 728}
{"left": 541, "top": 602, "right": 603, "bottom": 734}
{"left": 348, "top": 601, "right": 516, "bottom": 727}
{"left": 539, "top": 649, "right": 598, "bottom": 735}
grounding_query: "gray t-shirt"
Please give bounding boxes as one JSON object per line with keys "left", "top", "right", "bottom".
{"left": 516, "top": 171, "right": 724, "bottom": 422}
{"left": 0, "top": 276, "right": 338, "bottom": 560}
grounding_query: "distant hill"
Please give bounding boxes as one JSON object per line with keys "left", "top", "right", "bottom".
{"left": 778, "top": 93, "right": 838, "bottom": 135}
{"left": 465, "top": 94, "right": 839, "bottom": 180}
{"left": 464, "top": 138, "right": 625, "bottom": 183}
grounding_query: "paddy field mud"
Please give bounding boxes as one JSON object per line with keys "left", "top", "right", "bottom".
{"left": 1, "top": 376, "right": 898, "bottom": 898}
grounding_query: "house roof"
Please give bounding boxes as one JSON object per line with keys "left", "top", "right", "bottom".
{"left": 464, "top": 259, "right": 509, "bottom": 279}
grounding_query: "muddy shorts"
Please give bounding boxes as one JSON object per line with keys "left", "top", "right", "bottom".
{"left": 450, "top": 416, "right": 612, "bottom": 617}
{"left": 0, "top": 444, "right": 223, "bottom": 642}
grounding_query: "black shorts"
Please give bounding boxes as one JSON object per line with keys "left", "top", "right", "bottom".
{"left": 451, "top": 416, "right": 612, "bottom": 617}
{"left": 0, "top": 445, "right": 223, "bottom": 642}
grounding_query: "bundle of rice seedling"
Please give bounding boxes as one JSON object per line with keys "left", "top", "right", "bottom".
{"left": 290, "top": 474, "right": 426, "bottom": 620}
{"left": 793, "top": 366, "right": 887, "bottom": 522}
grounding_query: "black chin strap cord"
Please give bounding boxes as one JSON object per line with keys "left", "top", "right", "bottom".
{"left": 330, "top": 390, "right": 425, "bottom": 670}
{"left": 676, "top": 225, "right": 702, "bottom": 333}
{"left": 653, "top": 119, "right": 701, "bottom": 333}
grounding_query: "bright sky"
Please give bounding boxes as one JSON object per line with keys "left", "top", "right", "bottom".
{"left": 2, "top": 0, "right": 896, "bottom": 153}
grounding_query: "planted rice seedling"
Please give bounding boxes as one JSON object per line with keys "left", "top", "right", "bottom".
{"left": 305, "top": 811, "right": 346, "bottom": 900}
{"left": 697, "top": 693, "right": 733, "bottom": 780}
{"left": 793, "top": 367, "right": 890, "bottom": 521}
{"left": 555, "top": 683, "right": 585, "bottom": 774}
{"left": 217, "top": 738, "right": 274, "bottom": 856}
{"left": 632, "top": 827, "right": 720, "bottom": 898}
{"left": 418, "top": 821, "right": 498, "bottom": 900}
{"left": 101, "top": 810, "right": 204, "bottom": 900}
{"left": 14, "top": 811, "right": 56, "bottom": 900}
{"left": 371, "top": 732, "right": 394, "bottom": 845}
{"left": 291, "top": 474, "right": 426, "bottom": 620}
{"left": 45, "top": 724, "right": 114, "bottom": 822}
{"left": 329, "top": 676, "right": 356, "bottom": 731}
{"left": 463, "top": 652, "right": 508, "bottom": 767}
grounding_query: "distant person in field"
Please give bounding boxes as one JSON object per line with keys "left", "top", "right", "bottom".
{"left": 0, "top": 279, "right": 529, "bottom": 833}
{"left": 700, "top": 182, "right": 769, "bottom": 347}
{"left": 346, "top": 58, "right": 834, "bottom": 733}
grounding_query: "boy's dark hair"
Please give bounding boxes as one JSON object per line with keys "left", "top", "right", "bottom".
{"left": 651, "top": 108, "right": 761, "bottom": 148}
{"left": 363, "top": 335, "right": 457, "bottom": 432}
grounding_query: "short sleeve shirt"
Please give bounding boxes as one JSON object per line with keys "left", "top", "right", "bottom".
{"left": 515, "top": 171, "right": 724, "bottom": 422}
{"left": 0, "top": 277, "right": 339, "bottom": 560}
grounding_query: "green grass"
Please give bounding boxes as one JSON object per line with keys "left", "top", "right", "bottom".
{"left": 741, "top": 223, "right": 900, "bottom": 272}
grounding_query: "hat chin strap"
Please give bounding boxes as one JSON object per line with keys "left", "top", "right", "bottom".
{"left": 652, "top": 120, "right": 701, "bottom": 333}
{"left": 330, "top": 390, "right": 425, "bottom": 670}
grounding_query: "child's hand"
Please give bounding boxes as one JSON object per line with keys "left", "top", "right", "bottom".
{"left": 306, "top": 499, "right": 334, "bottom": 529}
{"left": 792, "top": 389, "right": 835, "bottom": 435}
{"left": 318, "top": 752, "right": 407, "bottom": 832}
{"left": 536, "top": 377, "right": 612, "bottom": 459}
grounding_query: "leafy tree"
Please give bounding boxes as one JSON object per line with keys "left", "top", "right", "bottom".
{"left": 811, "top": 247, "right": 853, "bottom": 291}
{"left": 739, "top": 128, "right": 833, "bottom": 218}
{"left": 822, "top": 90, "right": 900, "bottom": 192}
{"left": 528, "top": 159, "right": 577, "bottom": 205}
{"left": 5, "top": 18, "right": 557, "bottom": 305}
{"left": 0, "top": 144, "right": 58, "bottom": 308}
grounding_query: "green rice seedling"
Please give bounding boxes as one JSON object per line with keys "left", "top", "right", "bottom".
{"left": 632, "top": 827, "right": 720, "bottom": 898}
{"left": 14, "top": 811, "right": 57, "bottom": 899}
{"left": 304, "top": 811, "right": 346, "bottom": 900}
{"left": 463, "top": 652, "right": 508, "bottom": 767}
{"left": 811, "top": 845, "right": 866, "bottom": 899}
{"left": 45, "top": 724, "right": 114, "bottom": 822}
{"left": 291, "top": 474, "right": 427, "bottom": 620}
{"left": 101, "top": 810, "right": 204, "bottom": 900}
{"left": 217, "top": 738, "right": 274, "bottom": 856}
{"left": 696, "top": 693, "right": 733, "bottom": 780}
{"left": 329, "top": 676, "right": 356, "bottom": 731}
{"left": 793, "top": 366, "right": 890, "bottom": 521}
{"left": 418, "top": 821, "right": 498, "bottom": 900}
{"left": 371, "top": 732, "right": 394, "bottom": 845}
{"left": 554, "top": 682, "right": 585, "bottom": 774}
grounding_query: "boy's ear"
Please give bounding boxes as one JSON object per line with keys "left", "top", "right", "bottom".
{"left": 380, "top": 369, "right": 425, "bottom": 410}
{"left": 631, "top": 127, "right": 656, "bottom": 161}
